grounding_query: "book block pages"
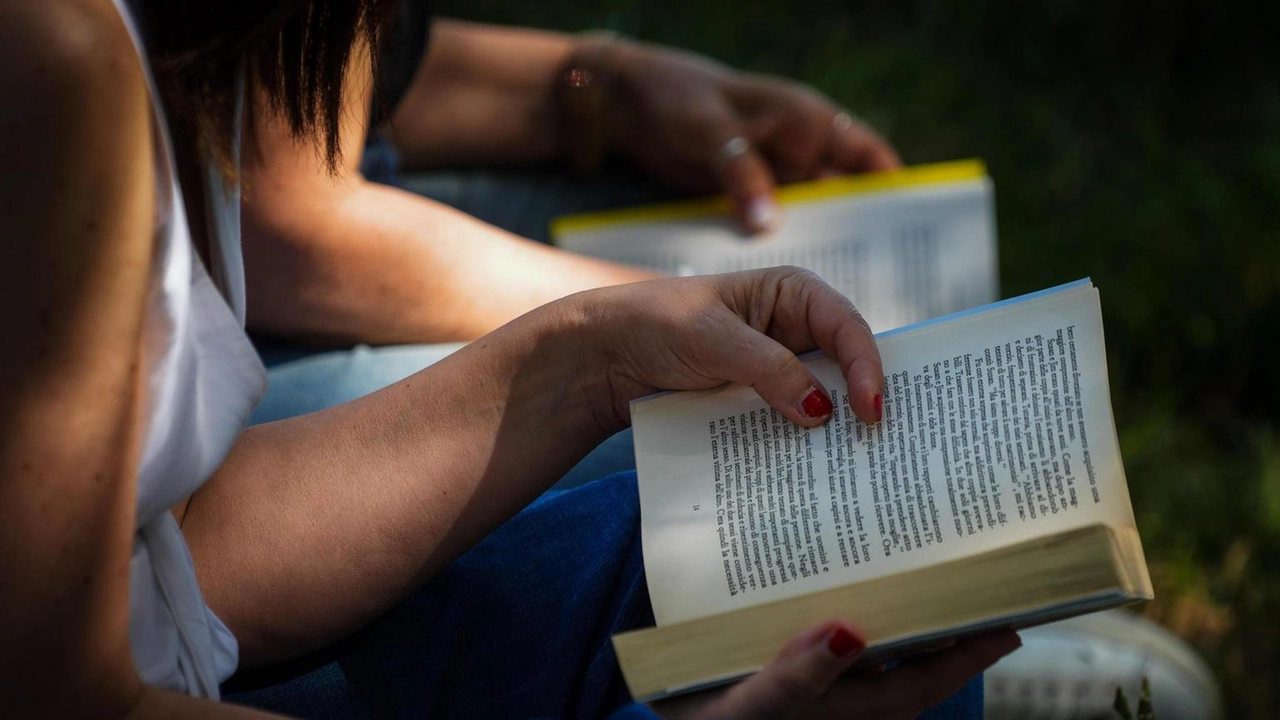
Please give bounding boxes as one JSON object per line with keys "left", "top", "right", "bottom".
{"left": 554, "top": 162, "right": 997, "bottom": 333}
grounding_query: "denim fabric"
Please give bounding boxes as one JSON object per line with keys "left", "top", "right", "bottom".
{"left": 224, "top": 473, "right": 981, "bottom": 719}
{"left": 250, "top": 343, "right": 466, "bottom": 422}
{"left": 359, "top": 134, "right": 678, "bottom": 244}
{"left": 358, "top": 134, "right": 405, "bottom": 188}
{"left": 394, "top": 161, "right": 677, "bottom": 245}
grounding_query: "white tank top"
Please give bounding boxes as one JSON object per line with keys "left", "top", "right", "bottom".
{"left": 114, "top": 0, "right": 267, "bottom": 698}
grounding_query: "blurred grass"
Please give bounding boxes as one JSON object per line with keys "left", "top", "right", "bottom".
{"left": 440, "top": 0, "right": 1280, "bottom": 715}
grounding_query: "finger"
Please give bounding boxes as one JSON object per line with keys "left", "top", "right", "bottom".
{"left": 703, "top": 307, "right": 837, "bottom": 427}
{"left": 711, "top": 620, "right": 866, "bottom": 719}
{"left": 828, "top": 114, "right": 902, "bottom": 173}
{"left": 743, "top": 109, "right": 828, "bottom": 184}
{"left": 849, "top": 662, "right": 888, "bottom": 677}
{"left": 733, "top": 79, "right": 896, "bottom": 178}
{"left": 710, "top": 131, "right": 780, "bottom": 235}
{"left": 827, "top": 632, "right": 1021, "bottom": 718}
{"left": 728, "top": 77, "right": 829, "bottom": 183}
{"left": 756, "top": 269, "right": 885, "bottom": 423}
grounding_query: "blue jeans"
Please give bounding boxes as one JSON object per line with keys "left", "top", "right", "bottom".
{"left": 224, "top": 472, "right": 982, "bottom": 719}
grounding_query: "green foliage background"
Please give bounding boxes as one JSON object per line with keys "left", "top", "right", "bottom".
{"left": 439, "top": 0, "right": 1280, "bottom": 714}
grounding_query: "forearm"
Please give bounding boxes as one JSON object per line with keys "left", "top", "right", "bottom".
{"left": 384, "top": 19, "right": 576, "bottom": 167}
{"left": 189, "top": 267, "right": 891, "bottom": 669}
{"left": 243, "top": 178, "right": 657, "bottom": 344}
{"left": 183, "top": 296, "right": 617, "bottom": 665}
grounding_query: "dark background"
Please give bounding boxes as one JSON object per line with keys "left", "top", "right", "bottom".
{"left": 438, "top": 0, "right": 1280, "bottom": 715}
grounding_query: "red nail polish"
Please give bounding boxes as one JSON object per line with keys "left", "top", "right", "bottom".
{"left": 873, "top": 394, "right": 883, "bottom": 422}
{"left": 801, "top": 388, "right": 833, "bottom": 418}
{"left": 827, "top": 628, "right": 863, "bottom": 658}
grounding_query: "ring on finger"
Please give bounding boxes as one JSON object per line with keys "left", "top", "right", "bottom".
{"left": 832, "top": 110, "right": 859, "bottom": 134}
{"left": 709, "top": 135, "right": 751, "bottom": 177}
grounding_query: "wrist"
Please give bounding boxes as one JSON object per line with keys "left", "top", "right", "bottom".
{"left": 556, "top": 289, "right": 640, "bottom": 436}
{"left": 596, "top": 38, "right": 650, "bottom": 157}
{"left": 556, "top": 31, "right": 632, "bottom": 173}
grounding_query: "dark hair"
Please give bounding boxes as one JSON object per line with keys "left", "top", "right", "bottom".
{"left": 137, "top": 0, "right": 397, "bottom": 176}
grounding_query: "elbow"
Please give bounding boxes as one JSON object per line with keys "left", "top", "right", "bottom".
{"left": 240, "top": 207, "right": 327, "bottom": 337}
{"left": 239, "top": 182, "right": 364, "bottom": 338}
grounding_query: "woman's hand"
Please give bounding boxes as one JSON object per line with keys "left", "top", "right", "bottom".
{"left": 653, "top": 620, "right": 1021, "bottom": 720}
{"left": 571, "top": 271, "right": 1020, "bottom": 717}
{"left": 574, "top": 267, "right": 885, "bottom": 433}
{"left": 605, "top": 42, "right": 902, "bottom": 233}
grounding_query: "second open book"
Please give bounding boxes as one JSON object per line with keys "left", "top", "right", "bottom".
{"left": 553, "top": 159, "right": 997, "bottom": 333}
{"left": 614, "top": 279, "right": 1152, "bottom": 701}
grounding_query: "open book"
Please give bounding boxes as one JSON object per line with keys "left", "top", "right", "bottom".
{"left": 553, "top": 160, "right": 997, "bottom": 332}
{"left": 613, "top": 279, "right": 1152, "bottom": 701}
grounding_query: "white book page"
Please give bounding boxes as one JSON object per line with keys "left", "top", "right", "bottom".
{"left": 633, "top": 284, "right": 1141, "bottom": 625}
{"left": 557, "top": 179, "right": 997, "bottom": 332}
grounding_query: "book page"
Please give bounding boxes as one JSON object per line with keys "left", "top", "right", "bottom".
{"left": 557, "top": 179, "right": 996, "bottom": 332}
{"left": 633, "top": 283, "right": 1142, "bottom": 625}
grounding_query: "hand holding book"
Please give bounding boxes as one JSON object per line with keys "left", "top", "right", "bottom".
{"left": 573, "top": 266, "right": 886, "bottom": 433}
{"left": 614, "top": 279, "right": 1152, "bottom": 700}
{"left": 649, "top": 619, "right": 1019, "bottom": 720}
{"left": 573, "top": 37, "right": 900, "bottom": 234}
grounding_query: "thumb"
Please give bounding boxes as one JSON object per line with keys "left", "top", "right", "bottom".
{"left": 709, "top": 621, "right": 865, "bottom": 719}
{"left": 711, "top": 134, "right": 779, "bottom": 235}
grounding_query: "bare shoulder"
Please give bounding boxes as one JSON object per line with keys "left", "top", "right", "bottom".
{"left": 0, "top": 0, "right": 156, "bottom": 359}
{"left": 0, "top": 0, "right": 146, "bottom": 122}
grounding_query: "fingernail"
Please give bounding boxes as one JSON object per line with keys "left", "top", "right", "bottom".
{"left": 745, "top": 197, "right": 778, "bottom": 232}
{"left": 827, "top": 628, "right": 863, "bottom": 658}
{"left": 800, "top": 387, "right": 833, "bottom": 418}
{"left": 1005, "top": 634, "right": 1023, "bottom": 656}
{"left": 873, "top": 394, "right": 883, "bottom": 422}
{"left": 985, "top": 633, "right": 1023, "bottom": 661}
